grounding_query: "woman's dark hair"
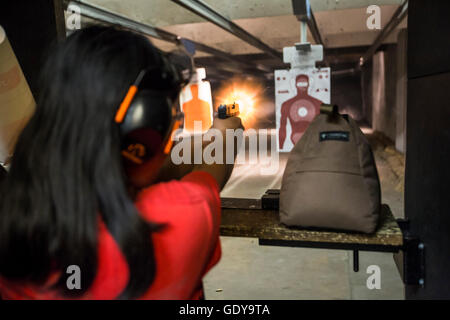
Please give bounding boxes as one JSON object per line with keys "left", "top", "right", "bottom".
{"left": 0, "top": 26, "right": 166, "bottom": 299}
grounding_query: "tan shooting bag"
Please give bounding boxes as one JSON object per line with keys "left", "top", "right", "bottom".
{"left": 280, "top": 112, "right": 381, "bottom": 233}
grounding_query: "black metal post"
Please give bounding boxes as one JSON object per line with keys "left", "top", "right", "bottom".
{"left": 353, "top": 250, "right": 359, "bottom": 272}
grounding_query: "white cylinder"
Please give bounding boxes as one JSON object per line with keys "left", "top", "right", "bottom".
{"left": 0, "top": 25, "right": 36, "bottom": 164}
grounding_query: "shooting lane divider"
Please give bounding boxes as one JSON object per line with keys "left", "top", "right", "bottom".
{"left": 0, "top": 25, "right": 36, "bottom": 166}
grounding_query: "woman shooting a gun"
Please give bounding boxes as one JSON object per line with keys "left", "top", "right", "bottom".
{"left": 0, "top": 26, "right": 243, "bottom": 300}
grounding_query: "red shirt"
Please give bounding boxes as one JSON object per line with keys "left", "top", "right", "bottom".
{"left": 0, "top": 171, "right": 222, "bottom": 299}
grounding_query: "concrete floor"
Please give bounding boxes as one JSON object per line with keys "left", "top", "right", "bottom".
{"left": 203, "top": 130, "right": 405, "bottom": 300}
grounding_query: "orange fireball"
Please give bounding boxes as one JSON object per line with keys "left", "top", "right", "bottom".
{"left": 214, "top": 78, "right": 265, "bottom": 127}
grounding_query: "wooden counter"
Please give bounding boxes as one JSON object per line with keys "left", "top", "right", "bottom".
{"left": 220, "top": 200, "right": 403, "bottom": 252}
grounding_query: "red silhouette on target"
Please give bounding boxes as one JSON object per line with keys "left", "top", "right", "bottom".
{"left": 279, "top": 74, "right": 324, "bottom": 150}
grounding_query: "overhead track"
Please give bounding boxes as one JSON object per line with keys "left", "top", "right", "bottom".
{"left": 170, "top": 0, "right": 283, "bottom": 62}
{"left": 65, "top": 0, "right": 271, "bottom": 75}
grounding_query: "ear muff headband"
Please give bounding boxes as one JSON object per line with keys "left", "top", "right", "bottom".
{"left": 115, "top": 70, "right": 148, "bottom": 124}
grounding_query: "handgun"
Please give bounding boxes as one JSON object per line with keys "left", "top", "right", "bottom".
{"left": 218, "top": 102, "right": 240, "bottom": 119}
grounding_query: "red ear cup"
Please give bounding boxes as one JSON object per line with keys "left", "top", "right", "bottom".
{"left": 121, "top": 128, "right": 165, "bottom": 166}
{"left": 119, "top": 87, "right": 173, "bottom": 152}
{"left": 124, "top": 149, "right": 167, "bottom": 189}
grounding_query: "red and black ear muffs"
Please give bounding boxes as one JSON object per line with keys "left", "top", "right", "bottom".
{"left": 114, "top": 47, "right": 192, "bottom": 188}
{"left": 115, "top": 62, "right": 184, "bottom": 170}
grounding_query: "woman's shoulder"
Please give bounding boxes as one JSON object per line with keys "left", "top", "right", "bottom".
{"left": 135, "top": 170, "right": 221, "bottom": 223}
